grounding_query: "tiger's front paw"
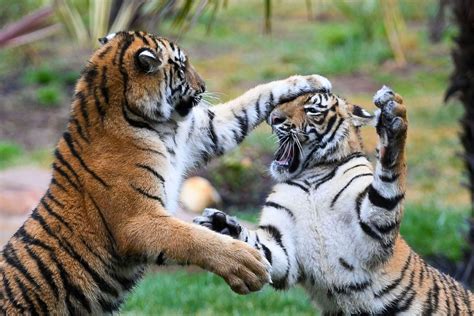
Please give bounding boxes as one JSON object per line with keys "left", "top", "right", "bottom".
{"left": 373, "top": 85, "right": 407, "bottom": 139}
{"left": 193, "top": 208, "right": 242, "bottom": 239}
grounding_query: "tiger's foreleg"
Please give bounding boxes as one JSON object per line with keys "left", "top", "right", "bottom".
{"left": 192, "top": 75, "right": 332, "bottom": 162}
{"left": 118, "top": 210, "right": 270, "bottom": 294}
{"left": 194, "top": 206, "right": 298, "bottom": 290}
{"left": 357, "top": 86, "right": 408, "bottom": 264}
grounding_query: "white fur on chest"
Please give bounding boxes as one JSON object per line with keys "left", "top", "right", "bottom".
{"left": 291, "top": 160, "right": 375, "bottom": 290}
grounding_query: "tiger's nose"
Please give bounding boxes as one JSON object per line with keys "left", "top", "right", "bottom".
{"left": 269, "top": 111, "right": 286, "bottom": 126}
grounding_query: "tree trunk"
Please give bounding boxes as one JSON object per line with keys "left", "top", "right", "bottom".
{"left": 446, "top": 0, "right": 474, "bottom": 286}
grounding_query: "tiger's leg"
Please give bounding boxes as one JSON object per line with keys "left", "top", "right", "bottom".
{"left": 357, "top": 86, "right": 407, "bottom": 263}
{"left": 190, "top": 75, "right": 332, "bottom": 164}
{"left": 118, "top": 210, "right": 270, "bottom": 295}
{"left": 194, "top": 206, "right": 298, "bottom": 290}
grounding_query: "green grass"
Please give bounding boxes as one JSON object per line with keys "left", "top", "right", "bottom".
{"left": 123, "top": 270, "right": 316, "bottom": 315}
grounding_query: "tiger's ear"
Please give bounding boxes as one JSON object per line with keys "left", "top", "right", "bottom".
{"left": 98, "top": 33, "right": 116, "bottom": 45}
{"left": 351, "top": 104, "right": 376, "bottom": 127}
{"left": 135, "top": 48, "right": 162, "bottom": 73}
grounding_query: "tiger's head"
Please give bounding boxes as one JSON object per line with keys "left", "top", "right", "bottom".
{"left": 268, "top": 92, "right": 376, "bottom": 181}
{"left": 87, "top": 31, "right": 205, "bottom": 122}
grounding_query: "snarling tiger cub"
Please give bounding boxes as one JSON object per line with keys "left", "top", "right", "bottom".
{"left": 195, "top": 85, "right": 474, "bottom": 314}
{"left": 0, "top": 30, "right": 331, "bottom": 314}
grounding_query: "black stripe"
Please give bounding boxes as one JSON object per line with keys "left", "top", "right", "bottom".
{"left": 13, "top": 276, "right": 40, "bottom": 316}
{"left": 122, "top": 105, "right": 160, "bottom": 133}
{"left": 30, "top": 211, "right": 116, "bottom": 304}
{"left": 156, "top": 252, "right": 166, "bottom": 265}
{"left": 98, "top": 45, "right": 112, "bottom": 59}
{"left": 63, "top": 132, "right": 109, "bottom": 188}
{"left": 261, "top": 244, "right": 272, "bottom": 265}
{"left": 382, "top": 269, "right": 416, "bottom": 314}
{"left": 324, "top": 117, "right": 344, "bottom": 146}
{"left": 136, "top": 31, "right": 150, "bottom": 45}
{"left": 98, "top": 297, "right": 121, "bottom": 314}
{"left": 24, "top": 245, "right": 59, "bottom": 299}
{"left": 379, "top": 172, "right": 399, "bottom": 182}
{"left": 284, "top": 180, "right": 310, "bottom": 193}
{"left": 234, "top": 109, "right": 249, "bottom": 144}
{"left": 75, "top": 91, "right": 90, "bottom": 127}
{"left": 440, "top": 274, "right": 452, "bottom": 314}
{"left": 131, "top": 184, "right": 164, "bottom": 206}
{"left": 51, "top": 177, "right": 68, "bottom": 193}
{"left": 343, "top": 163, "right": 370, "bottom": 174}
{"left": 14, "top": 226, "right": 53, "bottom": 252}
{"left": 423, "top": 275, "right": 440, "bottom": 316}
{"left": 264, "top": 201, "right": 295, "bottom": 220}
{"left": 463, "top": 287, "right": 473, "bottom": 315}
{"left": 264, "top": 92, "right": 275, "bottom": 118}
{"left": 375, "top": 252, "right": 412, "bottom": 297}
{"left": 258, "top": 225, "right": 290, "bottom": 289}
{"left": 338, "top": 258, "right": 354, "bottom": 271}
{"left": 70, "top": 117, "right": 90, "bottom": 143}
{"left": 93, "top": 88, "right": 105, "bottom": 123}
{"left": 40, "top": 199, "right": 71, "bottom": 231}
{"left": 100, "top": 66, "right": 109, "bottom": 106}
{"left": 133, "top": 145, "right": 166, "bottom": 158}
{"left": 324, "top": 113, "right": 338, "bottom": 135}
{"left": 17, "top": 225, "right": 87, "bottom": 315}
{"left": 445, "top": 275, "right": 460, "bottom": 315}
{"left": 88, "top": 194, "right": 117, "bottom": 252}
{"left": 52, "top": 163, "right": 80, "bottom": 192}
{"left": 135, "top": 164, "right": 165, "bottom": 183}
{"left": 207, "top": 109, "right": 221, "bottom": 155}
{"left": 46, "top": 190, "right": 64, "bottom": 208}
{"left": 367, "top": 185, "right": 404, "bottom": 211}
{"left": 331, "top": 173, "right": 372, "bottom": 207}
{"left": 355, "top": 186, "right": 383, "bottom": 240}
{"left": 3, "top": 243, "right": 40, "bottom": 290}
{"left": 332, "top": 279, "right": 371, "bottom": 294}
{"left": 373, "top": 219, "right": 400, "bottom": 234}
{"left": 82, "top": 63, "right": 98, "bottom": 94}
{"left": 2, "top": 273, "right": 25, "bottom": 312}
{"left": 25, "top": 217, "right": 90, "bottom": 314}
{"left": 255, "top": 95, "right": 261, "bottom": 119}
{"left": 54, "top": 150, "right": 82, "bottom": 188}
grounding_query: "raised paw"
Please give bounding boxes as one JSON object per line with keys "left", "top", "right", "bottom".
{"left": 204, "top": 237, "right": 271, "bottom": 294}
{"left": 373, "top": 85, "right": 407, "bottom": 139}
{"left": 193, "top": 208, "right": 242, "bottom": 239}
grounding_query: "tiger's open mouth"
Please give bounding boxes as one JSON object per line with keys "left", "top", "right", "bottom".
{"left": 273, "top": 138, "right": 300, "bottom": 173}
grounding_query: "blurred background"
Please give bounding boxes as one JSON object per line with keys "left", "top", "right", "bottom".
{"left": 1, "top": 0, "right": 473, "bottom": 314}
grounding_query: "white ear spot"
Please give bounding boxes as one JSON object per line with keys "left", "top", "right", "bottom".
{"left": 98, "top": 32, "right": 117, "bottom": 45}
{"left": 139, "top": 50, "right": 156, "bottom": 59}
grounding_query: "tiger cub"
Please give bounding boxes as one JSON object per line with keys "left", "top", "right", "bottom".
{"left": 0, "top": 30, "right": 331, "bottom": 314}
{"left": 195, "top": 85, "right": 474, "bottom": 314}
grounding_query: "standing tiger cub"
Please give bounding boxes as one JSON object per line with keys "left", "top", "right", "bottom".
{"left": 196, "top": 86, "right": 474, "bottom": 314}
{"left": 0, "top": 30, "right": 331, "bottom": 315}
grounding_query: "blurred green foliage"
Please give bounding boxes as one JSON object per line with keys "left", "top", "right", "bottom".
{"left": 36, "top": 85, "right": 61, "bottom": 106}
{"left": 0, "top": 141, "right": 24, "bottom": 169}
